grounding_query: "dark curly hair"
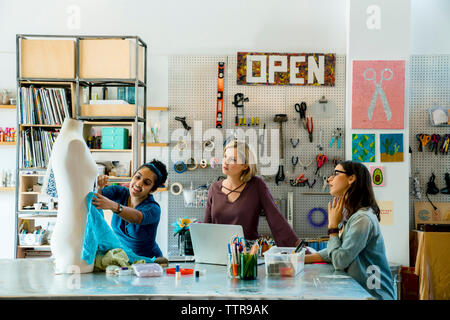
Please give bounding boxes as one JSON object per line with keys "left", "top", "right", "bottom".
{"left": 339, "top": 161, "right": 380, "bottom": 221}
{"left": 134, "top": 159, "right": 168, "bottom": 192}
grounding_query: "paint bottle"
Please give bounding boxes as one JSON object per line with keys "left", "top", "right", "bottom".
{"left": 175, "top": 264, "right": 181, "bottom": 280}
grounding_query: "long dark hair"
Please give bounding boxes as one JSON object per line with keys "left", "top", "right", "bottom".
{"left": 340, "top": 161, "right": 380, "bottom": 221}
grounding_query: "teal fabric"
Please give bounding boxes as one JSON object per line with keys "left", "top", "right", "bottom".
{"left": 318, "top": 208, "right": 395, "bottom": 300}
{"left": 82, "top": 192, "right": 155, "bottom": 265}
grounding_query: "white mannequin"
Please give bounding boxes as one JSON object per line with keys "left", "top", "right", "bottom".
{"left": 49, "top": 118, "right": 97, "bottom": 274}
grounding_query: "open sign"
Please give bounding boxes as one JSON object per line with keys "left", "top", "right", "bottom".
{"left": 237, "top": 52, "right": 335, "bottom": 86}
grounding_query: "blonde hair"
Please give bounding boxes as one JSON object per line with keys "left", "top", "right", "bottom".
{"left": 223, "top": 140, "right": 258, "bottom": 183}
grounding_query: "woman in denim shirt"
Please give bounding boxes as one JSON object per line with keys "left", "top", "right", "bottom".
{"left": 305, "top": 161, "right": 395, "bottom": 300}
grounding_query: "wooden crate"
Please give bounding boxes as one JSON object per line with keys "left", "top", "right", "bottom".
{"left": 20, "top": 39, "right": 75, "bottom": 78}
{"left": 79, "top": 39, "right": 144, "bottom": 81}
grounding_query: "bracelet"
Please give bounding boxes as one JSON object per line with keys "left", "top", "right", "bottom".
{"left": 327, "top": 228, "right": 339, "bottom": 235}
{"left": 115, "top": 203, "right": 123, "bottom": 214}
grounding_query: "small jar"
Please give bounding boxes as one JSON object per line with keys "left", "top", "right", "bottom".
{"left": 227, "top": 253, "right": 240, "bottom": 279}
{"left": 2, "top": 89, "right": 10, "bottom": 105}
{"left": 239, "top": 253, "right": 258, "bottom": 280}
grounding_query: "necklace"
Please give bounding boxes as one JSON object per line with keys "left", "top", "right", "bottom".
{"left": 222, "top": 181, "right": 246, "bottom": 196}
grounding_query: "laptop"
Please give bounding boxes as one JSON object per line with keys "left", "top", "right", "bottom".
{"left": 190, "top": 223, "right": 264, "bottom": 265}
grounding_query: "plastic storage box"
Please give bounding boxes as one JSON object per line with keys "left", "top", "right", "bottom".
{"left": 101, "top": 127, "right": 129, "bottom": 149}
{"left": 264, "top": 246, "right": 305, "bottom": 277}
{"left": 19, "top": 233, "right": 45, "bottom": 246}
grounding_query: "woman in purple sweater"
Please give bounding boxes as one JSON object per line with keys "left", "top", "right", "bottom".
{"left": 204, "top": 140, "right": 300, "bottom": 247}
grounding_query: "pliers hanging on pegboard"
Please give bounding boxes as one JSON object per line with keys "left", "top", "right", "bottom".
{"left": 329, "top": 128, "right": 342, "bottom": 149}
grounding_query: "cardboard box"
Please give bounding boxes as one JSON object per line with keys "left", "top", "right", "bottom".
{"left": 20, "top": 39, "right": 75, "bottom": 78}
{"left": 79, "top": 39, "right": 144, "bottom": 81}
{"left": 80, "top": 104, "right": 144, "bottom": 118}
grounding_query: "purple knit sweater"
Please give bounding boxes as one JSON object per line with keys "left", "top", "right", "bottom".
{"left": 204, "top": 176, "right": 299, "bottom": 247}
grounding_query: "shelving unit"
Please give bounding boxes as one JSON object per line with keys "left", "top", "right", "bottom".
{"left": 14, "top": 34, "right": 149, "bottom": 258}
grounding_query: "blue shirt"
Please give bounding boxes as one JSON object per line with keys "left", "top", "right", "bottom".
{"left": 318, "top": 208, "right": 395, "bottom": 300}
{"left": 102, "top": 185, "right": 162, "bottom": 259}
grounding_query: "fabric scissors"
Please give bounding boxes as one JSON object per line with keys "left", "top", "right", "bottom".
{"left": 295, "top": 102, "right": 307, "bottom": 129}
{"left": 364, "top": 68, "right": 393, "bottom": 121}
{"left": 430, "top": 134, "right": 440, "bottom": 154}
{"left": 416, "top": 134, "right": 431, "bottom": 152}
{"left": 315, "top": 153, "right": 327, "bottom": 175}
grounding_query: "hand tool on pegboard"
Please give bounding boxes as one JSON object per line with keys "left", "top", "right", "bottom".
{"left": 232, "top": 93, "right": 248, "bottom": 127}
{"left": 315, "top": 153, "right": 327, "bottom": 176}
{"left": 306, "top": 116, "right": 313, "bottom": 142}
{"left": 258, "top": 123, "right": 266, "bottom": 157}
{"left": 294, "top": 102, "right": 307, "bottom": 129}
{"left": 215, "top": 62, "right": 225, "bottom": 128}
{"left": 274, "top": 114, "right": 288, "bottom": 185}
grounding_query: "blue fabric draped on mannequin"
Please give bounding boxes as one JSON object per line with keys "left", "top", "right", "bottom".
{"left": 82, "top": 192, "right": 155, "bottom": 265}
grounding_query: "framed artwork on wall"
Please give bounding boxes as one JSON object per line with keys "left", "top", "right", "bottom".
{"left": 352, "top": 60, "right": 405, "bottom": 129}
{"left": 352, "top": 133, "right": 375, "bottom": 162}
{"left": 380, "top": 133, "right": 404, "bottom": 162}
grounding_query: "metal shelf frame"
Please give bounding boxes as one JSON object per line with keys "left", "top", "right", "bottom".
{"left": 14, "top": 34, "right": 149, "bottom": 258}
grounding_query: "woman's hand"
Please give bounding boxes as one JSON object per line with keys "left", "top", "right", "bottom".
{"left": 92, "top": 193, "right": 118, "bottom": 212}
{"left": 97, "top": 175, "right": 109, "bottom": 191}
{"left": 328, "top": 196, "right": 344, "bottom": 229}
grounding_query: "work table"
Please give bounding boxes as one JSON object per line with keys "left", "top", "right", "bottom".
{"left": 0, "top": 258, "right": 372, "bottom": 299}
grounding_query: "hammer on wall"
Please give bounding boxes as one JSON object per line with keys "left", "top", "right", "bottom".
{"left": 274, "top": 114, "right": 288, "bottom": 185}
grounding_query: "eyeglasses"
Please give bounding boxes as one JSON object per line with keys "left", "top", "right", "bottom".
{"left": 329, "top": 170, "right": 347, "bottom": 179}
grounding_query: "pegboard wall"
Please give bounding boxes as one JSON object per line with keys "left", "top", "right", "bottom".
{"left": 167, "top": 54, "right": 346, "bottom": 255}
{"left": 408, "top": 55, "right": 450, "bottom": 230}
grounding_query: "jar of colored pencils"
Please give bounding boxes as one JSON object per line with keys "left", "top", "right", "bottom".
{"left": 239, "top": 253, "right": 257, "bottom": 280}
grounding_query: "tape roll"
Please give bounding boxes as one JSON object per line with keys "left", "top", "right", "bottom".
{"left": 307, "top": 208, "right": 328, "bottom": 227}
{"left": 209, "top": 157, "right": 219, "bottom": 168}
{"left": 170, "top": 182, "right": 183, "bottom": 195}
{"left": 186, "top": 157, "right": 198, "bottom": 171}
{"left": 175, "top": 140, "right": 188, "bottom": 151}
{"left": 199, "top": 159, "right": 209, "bottom": 169}
{"left": 174, "top": 161, "right": 187, "bottom": 174}
{"left": 203, "top": 139, "right": 215, "bottom": 152}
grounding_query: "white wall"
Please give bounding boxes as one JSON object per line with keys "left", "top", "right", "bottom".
{"left": 0, "top": 0, "right": 448, "bottom": 260}
{"left": 0, "top": 0, "right": 347, "bottom": 259}
{"left": 346, "top": 0, "right": 411, "bottom": 266}
{"left": 410, "top": 0, "right": 450, "bottom": 54}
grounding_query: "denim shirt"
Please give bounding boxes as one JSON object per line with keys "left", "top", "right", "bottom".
{"left": 318, "top": 208, "right": 395, "bottom": 300}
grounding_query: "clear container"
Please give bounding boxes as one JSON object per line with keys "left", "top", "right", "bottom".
{"left": 264, "top": 246, "right": 305, "bottom": 277}
{"left": 227, "top": 253, "right": 240, "bottom": 279}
